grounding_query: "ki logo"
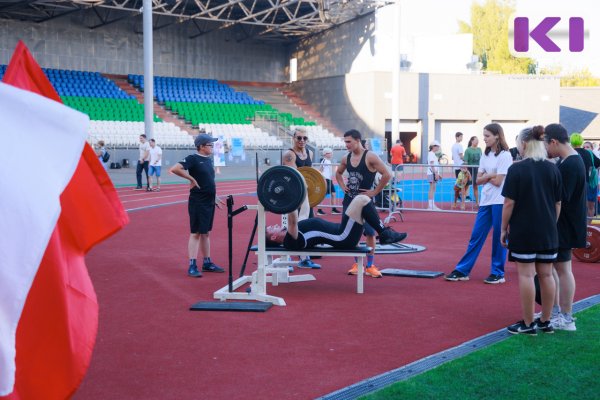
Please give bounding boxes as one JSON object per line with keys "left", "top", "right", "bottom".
{"left": 513, "top": 17, "right": 584, "bottom": 52}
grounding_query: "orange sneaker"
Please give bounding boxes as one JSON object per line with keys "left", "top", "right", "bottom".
{"left": 365, "top": 265, "right": 382, "bottom": 278}
{"left": 347, "top": 263, "right": 359, "bottom": 275}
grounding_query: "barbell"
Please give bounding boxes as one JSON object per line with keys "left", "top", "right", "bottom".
{"left": 257, "top": 166, "right": 327, "bottom": 214}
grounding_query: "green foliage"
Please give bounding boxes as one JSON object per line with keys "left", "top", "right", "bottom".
{"left": 461, "top": 0, "right": 535, "bottom": 74}
{"left": 362, "top": 304, "right": 600, "bottom": 399}
{"left": 560, "top": 68, "right": 600, "bottom": 87}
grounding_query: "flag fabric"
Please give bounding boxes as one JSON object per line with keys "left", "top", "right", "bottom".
{"left": 0, "top": 41, "right": 129, "bottom": 399}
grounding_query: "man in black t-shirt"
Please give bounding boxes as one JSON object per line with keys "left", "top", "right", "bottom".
{"left": 170, "top": 133, "right": 225, "bottom": 278}
{"left": 265, "top": 194, "right": 407, "bottom": 250}
{"left": 544, "top": 124, "right": 587, "bottom": 331}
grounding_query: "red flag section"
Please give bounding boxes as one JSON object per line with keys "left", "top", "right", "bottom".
{"left": 1, "top": 41, "right": 129, "bottom": 400}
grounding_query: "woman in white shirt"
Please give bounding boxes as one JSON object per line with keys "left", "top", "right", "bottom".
{"left": 445, "top": 123, "right": 512, "bottom": 284}
{"left": 427, "top": 140, "right": 442, "bottom": 210}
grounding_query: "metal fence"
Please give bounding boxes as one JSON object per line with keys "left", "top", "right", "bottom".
{"left": 311, "top": 162, "right": 480, "bottom": 218}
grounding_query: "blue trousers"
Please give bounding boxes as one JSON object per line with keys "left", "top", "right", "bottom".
{"left": 455, "top": 204, "right": 506, "bottom": 277}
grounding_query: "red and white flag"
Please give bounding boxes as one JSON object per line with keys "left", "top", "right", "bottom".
{"left": 0, "top": 41, "right": 128, "bottom": 399}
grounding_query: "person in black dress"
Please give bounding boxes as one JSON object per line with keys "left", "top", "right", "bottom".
{"left": 501, "top": 126, "right": 562, "bottom": 335}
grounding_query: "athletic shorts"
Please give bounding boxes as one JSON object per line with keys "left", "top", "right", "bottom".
{"left": 325, "top": 178, "right": 333, "bottom": 195}
{"left": 149, "top": 165, "right": 161, "bottom": 176}
{"left": 188, "top": 196, "right": 215, "bottom": 234}
{"left": 392, "top": 164, "right": 404, "bottom": 172}
{"left": 427, "top": 174, "right": 437, "bottom": 183}
{"left": 556, "top": 248, "right": 572, "bottom": 262}
{"left": 508, "top": 249, "right": 558, "bottom": 263}
{"left": 586, "top": 185, "right": 598, "bottom": 202}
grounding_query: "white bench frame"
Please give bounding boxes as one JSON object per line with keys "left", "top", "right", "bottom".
{"left": 213, "top": 204, "right": 371, "bottom": 306}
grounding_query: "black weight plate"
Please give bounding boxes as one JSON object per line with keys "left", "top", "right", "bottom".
{"left": 257, "top": 166, "right": 306, "bottom": 214}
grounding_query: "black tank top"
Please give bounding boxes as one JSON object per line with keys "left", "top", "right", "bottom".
{"left": 345, "top": 150, "right": 375, "bottom": 199}
{"left": 289, "top": 148, "right": 312, "bottom": 168}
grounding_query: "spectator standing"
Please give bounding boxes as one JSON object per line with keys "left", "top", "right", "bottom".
{"left": 148, "top": 139, "right": 162, "bottom": 192}
{"left": 451, "top": 132, "right": 464, "bottom": 177}
{"left": 571, "top": 134, "right": 600, "bottom": 217}
{"left": 95, "top": 140, "right": 108, "bottom": 171}
{"left": 544, "top": 124, "right": 587, "bottom": 331}
{"left": 336, "top": 129, "right": 391, "bottom": 278}
{"left": 282, "top": 127, "right": 320, "bottom": 270}
{"left": 501, "top": 126, "right": 562, "bottom": 335}
{"left": 318, "top": 148, "right": 341, "bottom": 215}
{"left": 464, "top": 136, "right": 482, "bottom": 203}
{"left": 445, "top": 123, "right": 512, "bottom": 284}
{"left": 390, "top": 139, "right": 406, "bottom": 180}
{"left": 427, "top": 140, "right": 442, "bottom": 210}
{"left": 136, "top": 134, "right": 150, "bottom": 190}
{"left": 169, "top": 133, "right": 225, "bottom": 277}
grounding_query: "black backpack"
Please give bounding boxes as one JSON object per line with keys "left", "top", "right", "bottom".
{"left": 102, "top": 150, "right": 110, "bottom": 163}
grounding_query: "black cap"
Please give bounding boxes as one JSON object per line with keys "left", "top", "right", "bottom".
{"left": 194, "top": 133, "right": 218, "bottom": 147}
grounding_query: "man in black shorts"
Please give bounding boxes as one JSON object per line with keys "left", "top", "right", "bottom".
{"left": 544, "top": 123, "right": 587, "bottom": 330}
{"left": 170, "top": 133, "right": 225, "bottom": 277}
{"left": 266, "top": 194, "right": 407, "bottom": 251}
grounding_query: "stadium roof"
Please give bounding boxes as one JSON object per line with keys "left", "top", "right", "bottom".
{"left": 0, "top": 0, "right": 391, "bottom": 43}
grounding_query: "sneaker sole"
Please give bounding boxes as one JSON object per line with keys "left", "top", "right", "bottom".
{"left": 554, "top": 324, "right": 576, "bottom": 331}
{"left": 366, "top": 273, "right": 382, "bottom": 278}
{"left": 484, "top": 278, "right": 505, "bottom": 284}
{"left": 445, "top": 277, "right": 469, "bottom": 281}
{"left": 507, "top": 329, "right": 537, "bottom": 336}
{"left": 347, "top": 271, "right": 358, "bottom": 275}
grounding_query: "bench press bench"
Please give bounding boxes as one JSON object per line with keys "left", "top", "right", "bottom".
{"left": 213, "top": 244, "right": 372, "bottom": 306}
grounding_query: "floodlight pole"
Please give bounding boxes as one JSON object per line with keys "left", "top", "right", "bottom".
{"left": 143, "top": 0, "right": 154, "bottom": 140}
{"left": 391, "top": 0, "right": 401, "bottom": 144}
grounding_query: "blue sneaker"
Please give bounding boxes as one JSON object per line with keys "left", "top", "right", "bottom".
{"left": 188, "top": 265, "right": 202, "bottom": 278}
{"left": 298, "top": 259, "right": 321, "bottom": 269}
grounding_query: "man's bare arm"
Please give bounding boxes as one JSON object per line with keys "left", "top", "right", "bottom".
{"left": 282, "top": 150, "right": 296, "bottom": 167}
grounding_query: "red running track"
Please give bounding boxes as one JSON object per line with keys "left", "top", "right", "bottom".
{"left": 75, "top": 183, "right": 600, "bottom": 399}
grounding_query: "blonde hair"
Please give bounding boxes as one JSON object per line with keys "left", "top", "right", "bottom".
{"left": 518, "top": 126, "right": 547, "bottom": 161}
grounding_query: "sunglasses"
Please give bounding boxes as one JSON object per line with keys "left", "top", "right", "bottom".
{"left": 295, "top": 136, "right": 308, "bottom": 141}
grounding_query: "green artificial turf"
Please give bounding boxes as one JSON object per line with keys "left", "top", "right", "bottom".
{"left": 363, "top": 304, "right": 600, "bottom": 400}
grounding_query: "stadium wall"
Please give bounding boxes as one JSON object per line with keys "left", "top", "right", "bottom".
{"left": 0, "top": 18, "right": 286, "bottom": 81}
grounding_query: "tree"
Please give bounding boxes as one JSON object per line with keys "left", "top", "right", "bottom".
{"left": 458, "top": 0, "right": 535, "bottom": 74}
{"left": 560, "top": 69, "right": 600, "bottom": 87}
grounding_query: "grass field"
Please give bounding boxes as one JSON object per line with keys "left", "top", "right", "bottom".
{"left": 362, "top": 305, "right": 600, "bottom": 400}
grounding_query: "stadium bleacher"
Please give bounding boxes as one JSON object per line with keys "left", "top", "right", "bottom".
{"left": 1, "top": 65, "right": 341, "bottom": 150}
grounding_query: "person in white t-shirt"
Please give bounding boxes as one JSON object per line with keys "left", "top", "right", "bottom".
{"left": 148, "top": 139, "right": 163, "bottom": 192}
{"left": 135, "top": 134, "right": 151, "bottom": 190}
{"left": 427, "top": 140, "right": 442, "bottom": 210}
{"left": 451, "top": 131, "right": 464, "bottom": 177}
{"left": 446, "top": 123, "right": 512, "bottom": 284}
{"left": 317, "top": 148, "right": 341, "bottom": 215}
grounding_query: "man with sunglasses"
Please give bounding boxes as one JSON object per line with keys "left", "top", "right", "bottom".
{"left": 281, "top": 127, "right": 321, "bottom": 269}
{"left": 170, "top": 133, "right": 225, "bottom": 278}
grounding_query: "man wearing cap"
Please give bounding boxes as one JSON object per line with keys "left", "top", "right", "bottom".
{"left": 170, "top": 133, "right": 225, "bottom": 277}
{"left": 318, "top": 147, "right": 341, "bottom": 215}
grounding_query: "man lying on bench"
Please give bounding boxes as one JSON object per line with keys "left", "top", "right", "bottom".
{"left": 266, "top": 194, "right": 407, "bottom": 250}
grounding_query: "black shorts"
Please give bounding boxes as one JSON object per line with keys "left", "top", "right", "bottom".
{"left": 342, "top": 197, "right": 375, "bottom": 236}
{"left": 556, "top": 248, "right": 572, "bottom": 262}
{"left": 508, "top": 249, "right": 558, "bottom": 263}
{"left": 325, "top": 178, "right": 333, "bottom": 195}
{"left": 188, "top": 196, "right": 215, "bottom": 234}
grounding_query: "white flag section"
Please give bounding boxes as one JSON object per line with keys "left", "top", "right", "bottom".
{"left": 0, "top": 82, "right": 89, "bottom": 396}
